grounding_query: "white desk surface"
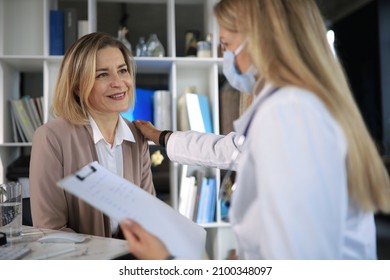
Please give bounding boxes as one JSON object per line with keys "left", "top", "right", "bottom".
{"left": 3, "top": 226, "right": 129, "bottom": 260}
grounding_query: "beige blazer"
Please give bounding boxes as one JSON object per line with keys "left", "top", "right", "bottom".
{"left": 29, "top": 117, "right": 155, "bottom": 238}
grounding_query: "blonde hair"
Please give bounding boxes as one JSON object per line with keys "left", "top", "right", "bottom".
{"left": 215, "top": 0, "right": 390, "bottom": 212}
{"left": 52, "top": 32, "right": 136, "bottom": 125}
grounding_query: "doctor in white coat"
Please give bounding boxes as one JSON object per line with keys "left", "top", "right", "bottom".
{"left": 121, "top": 0, "right": 390, "bottom": 260}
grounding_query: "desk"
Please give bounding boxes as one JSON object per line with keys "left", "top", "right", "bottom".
{"left": 3, "top": 226, "right": 129, "bottom": 260}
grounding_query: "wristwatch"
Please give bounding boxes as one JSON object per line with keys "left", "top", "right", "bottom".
{"left": 159, "top": 130, "right": 172, "bottom": 148}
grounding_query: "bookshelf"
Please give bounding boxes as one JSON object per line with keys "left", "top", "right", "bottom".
{"left": 0, "top": 0, "right": 236, "bottom": 259}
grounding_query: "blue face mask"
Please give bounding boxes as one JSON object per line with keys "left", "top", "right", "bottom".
{"left": 222, "top": 41, "right": 257, "bottom": 94}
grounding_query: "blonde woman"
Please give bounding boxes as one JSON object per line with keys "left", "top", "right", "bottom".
{"left": 120, "top": 0, "right": 390, "bottom": 260}
{"left": 30, "top": 32, "right": 155, "bottom": 237}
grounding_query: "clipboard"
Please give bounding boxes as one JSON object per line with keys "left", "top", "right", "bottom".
{"left": 57, "top": 161, "right": 206, "bottom": 259}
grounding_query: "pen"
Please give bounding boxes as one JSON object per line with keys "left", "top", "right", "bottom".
{"left": 33, "top": 247, "right": 77, "bottom": 260}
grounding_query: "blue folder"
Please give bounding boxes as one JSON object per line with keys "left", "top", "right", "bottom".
{"left": 121, "top": 88, "right": 154, "bottom": 123}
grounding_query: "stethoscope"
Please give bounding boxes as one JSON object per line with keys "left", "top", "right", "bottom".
{"left": 218, "top": 87, "right": 280, "bottom": 208}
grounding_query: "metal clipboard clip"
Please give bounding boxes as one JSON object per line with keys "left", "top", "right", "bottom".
{"left": 76, "top": 165, "right": 97, "bottom": 181}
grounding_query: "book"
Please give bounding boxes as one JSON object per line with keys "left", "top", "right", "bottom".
{"left": 34, "top": 97, "right": 44, "bottom": 124}
{"left": 57, "top": 161, "right": 206, "bottom": 259}
{"left": 188, "top": 176, "right": 197, "bottom": 220}
{"left": 219, "top": 82, "right": 241, "bottom": 134}
{"left": 78, "top": 20, "right": 89, "bottom": 39}
{"left": 10, "top": 106, "right": 25, "bottom": 142}
{"left": 179, "top": 176, "right": 196, "bottom": 220}
{"left": 196, "top": 177, "right": 211, "bottom": 224}
{"left": 178, "top": 165, "right": 197, "bottom": 219}
{"left": 50, "top": 10, "right": 65, "bottom": 55}
{"left": 21, "top": 96, "right": 41, "bottom": 130}
{"left": 177, "top": 92, "right": 213, "bottom": 133}
{"left": 206, "top": 178, "right": 217, "bottom": 223}
{"left": 153, "top": 90, "right": 171, "bottom": 130}
{"left": 197, "top": 95, "right": 213, "bottom": 133}
{"left": 196, "top": 177, "right": 217, "bottom": 224}
{"left": 192, "top": 169, "right": 205, "bottom": 222}
{"left": 10, "top": 99, "right": 35, "bottom": 142}
{"left": 28, "top": 97, "right": 42, "bottom": 128}
{"left": 177, "top": 93, "right": 190, "bottom": 131}
{"left": 64, "top": 8, "right": 78, "bottom": 53}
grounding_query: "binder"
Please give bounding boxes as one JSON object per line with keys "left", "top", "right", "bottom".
{"left": 50, "top": 10, "right": 64, "bottom": 55}
{"left": 121, "top": 88, "right": 154, "bottom": 123}
{"left": 64, "top": 8, "right": 78, "bottom": 52}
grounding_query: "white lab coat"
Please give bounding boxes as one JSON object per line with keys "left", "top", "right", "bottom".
{"left": 167, "top": 129, "right": 241, "bottom": 170}
{"left": 167, "top": 84, "right": 377, "bottom": 259}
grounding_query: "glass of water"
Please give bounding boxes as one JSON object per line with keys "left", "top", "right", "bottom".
{"left": 0, "top": 182, "right": 22, "bottom": 237}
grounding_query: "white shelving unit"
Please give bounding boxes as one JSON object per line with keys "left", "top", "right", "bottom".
{"left": 0, "top": 0, "right": 236, "bottom": 260}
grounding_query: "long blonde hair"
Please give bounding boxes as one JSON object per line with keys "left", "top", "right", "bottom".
{"left": 215, "top": 0, "right": 390, "bottom": 212}
{"left": 52, "top": 32, "right": 135, "bottom": 125}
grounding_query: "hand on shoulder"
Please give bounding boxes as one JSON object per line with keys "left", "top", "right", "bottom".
{"left": 133, "top": 120, "right": 161, "bottom": 145}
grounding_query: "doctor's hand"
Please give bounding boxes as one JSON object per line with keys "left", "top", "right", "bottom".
{"left": 133, "top": 120, "right": 161, "bottom": 145}
{"left": 120, "top": 218, "right": 171, "bottom": 260}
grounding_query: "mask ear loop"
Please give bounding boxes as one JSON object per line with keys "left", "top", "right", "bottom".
{"left": 232, "top": 39, "right": 249, "bottom": 73}
{"left": 234, "top": 39, "right": 248, "bottom": 55}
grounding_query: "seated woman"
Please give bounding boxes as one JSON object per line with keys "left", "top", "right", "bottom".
{"left": 29, "top": 32, "right": 155, "bottom": 238}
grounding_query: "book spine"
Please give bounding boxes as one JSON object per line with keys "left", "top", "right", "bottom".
{"left": 196, "top": 178, "right": 210, "bottom": 224}
{"left": 182, "top": 93, "right": 213, "bottom": 133}
{"left": 64, "top": 8, "right": 78, "bottom": 53}
{"left": 77, "top": 20, "right": 89, "bottom": 39}
{"left": 177, "top": 94, "right": 190, "bottom": 131}
{"left": 21, "top": 97, "right": 40, "bottom": 130}
{"left": 34, "top": 97, "right": 44, "bottom": 124}
{"left": 50, "top": 10, "right": 64, "bottom": 55}
{"left": 178, "top": 165, "right": 189, "bottom": 217}
{"left": 178, "top": 176, "right": 191, "bottom": 217}
{"left": 192, "top": 169, "right": 205, "bottom": 222}
{"left": 207, "top": 178, "right": 217, "bottom": 222}
{"left": 10, "top": 105, "right": 21, "bottom": 142}
{"left": 186, "top": 176, "right": 197, "bottom": 220}
{"left": 153, "top": 90, "right": 172, "bottom": 130}
{"left": 198, "top": 95, "right": 213, "bottom": 133}
{"left": 186, "top": 93, "right": 206, "bottom": 132}
{"left": 28, "top": 97, "right": 43, "bottom": 128}
{"left": 10, "top": 99, "right": 35, "bottom": 142}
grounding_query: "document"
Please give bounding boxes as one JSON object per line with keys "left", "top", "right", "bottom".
{"left": 57, "top": 161, "right": 206, "bottom": 259}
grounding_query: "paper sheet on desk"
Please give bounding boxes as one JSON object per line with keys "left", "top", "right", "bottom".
{"left": 56, "top": 161, "right": 206, "bottom": 259}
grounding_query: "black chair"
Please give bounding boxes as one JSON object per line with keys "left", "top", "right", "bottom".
{"left": 375, "top": 213, "right": 390, "bottom": 259}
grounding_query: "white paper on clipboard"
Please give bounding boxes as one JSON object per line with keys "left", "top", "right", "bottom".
{"left": 56, "top": 161, "right": 206, "bottom": 259}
